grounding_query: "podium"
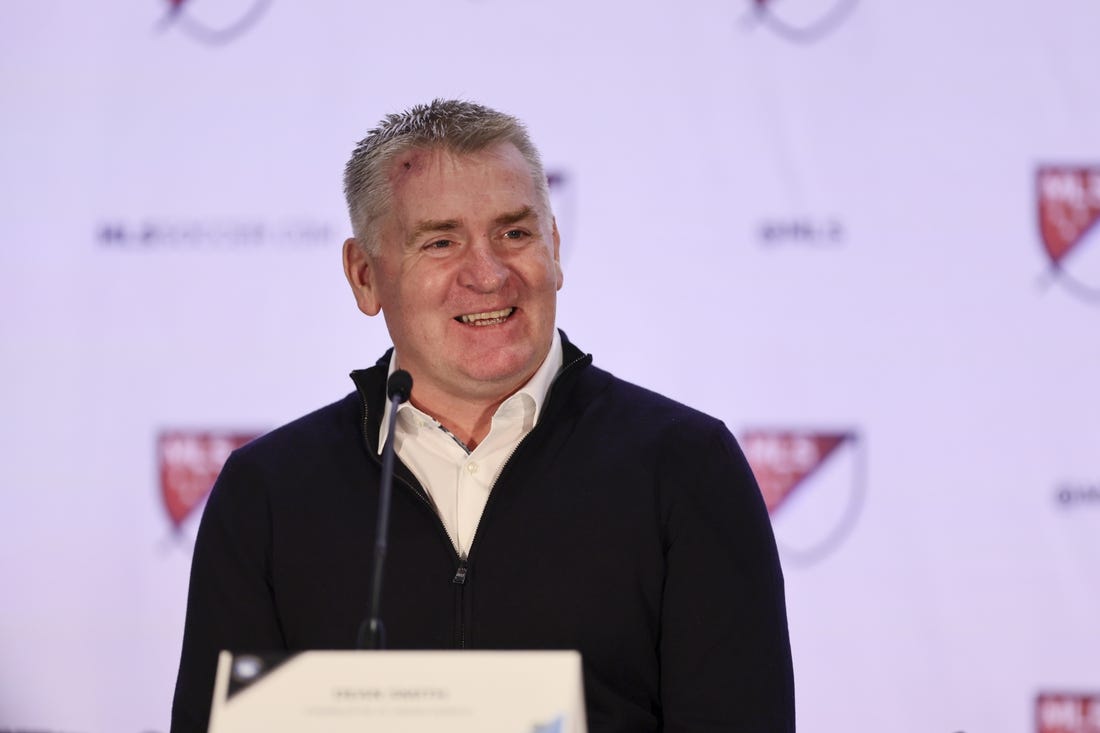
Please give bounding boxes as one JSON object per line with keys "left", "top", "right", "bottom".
{"left": 208, "top": 649, "right": 588, "bottom": 733}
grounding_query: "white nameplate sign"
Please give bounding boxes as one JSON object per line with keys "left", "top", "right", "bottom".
{"left": 208, "top": 649, "right": 587, "bottom": 733}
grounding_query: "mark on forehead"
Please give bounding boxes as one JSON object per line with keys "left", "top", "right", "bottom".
{"left": 389, "top": 149, "right": 430, "bottom": 186}
{"left": 396, "top": 151, "right": 424, "bottom": 170}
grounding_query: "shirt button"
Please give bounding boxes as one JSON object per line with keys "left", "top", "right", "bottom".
{"left": 466, "top": 462, "right": 479, "bottom": 474}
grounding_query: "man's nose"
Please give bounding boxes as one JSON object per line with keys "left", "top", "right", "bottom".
{"left": 457, "top": 239, "right": 509, "bottom": 292}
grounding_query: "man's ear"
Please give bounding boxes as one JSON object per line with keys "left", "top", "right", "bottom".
{"left": 551, "top": 218, "right": 564, "bottom": 291}
{"left": 342, "top": 238, "right": 382, "bottom": 316}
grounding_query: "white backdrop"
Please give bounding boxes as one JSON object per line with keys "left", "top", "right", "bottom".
{"left": 1, "top": 1, "right": 1098, "bottom": 731}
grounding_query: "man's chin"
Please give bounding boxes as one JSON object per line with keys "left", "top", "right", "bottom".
{"left": 454, "top": 353, "right": 540, "bottom": 396}
{"left": 460, "top": 364, "right": 534, "bottom": 392}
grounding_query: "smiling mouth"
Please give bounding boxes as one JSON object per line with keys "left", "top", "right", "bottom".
{"left": 456, "top": 307, "right": 515, "bottom": 326}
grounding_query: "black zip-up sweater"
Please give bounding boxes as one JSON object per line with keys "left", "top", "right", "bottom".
{"left": 172, "top": 336, "right": 795, "bottom": 732}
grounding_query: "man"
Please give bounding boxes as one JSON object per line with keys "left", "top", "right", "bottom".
{"left": 172, "top": 99, "right": 795, "bottom": 732}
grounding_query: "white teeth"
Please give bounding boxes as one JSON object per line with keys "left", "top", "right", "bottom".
{"left": 458, "top": 307, "right": 514, "bottom": 326}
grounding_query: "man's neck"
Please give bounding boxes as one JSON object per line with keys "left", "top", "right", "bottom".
{"left": 385, "top": 331, "right": 563, "bottom": 451}
{"left": 407, "top": 382, "right": 519, "bottom": 450}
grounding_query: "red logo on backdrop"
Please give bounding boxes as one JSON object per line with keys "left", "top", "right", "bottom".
{"left": 743, "top": 0, "right": 858, "bottom": 43}
{"left": 1036, "top": 693, "right": 1100, "bottom": 733}
{"left": 1037, "top": 166, "right": 1100, "bottom": 301}
{"left": 158, "top": 0, "right": 271, "bottom": 45}
{"left": 742, "top": 429, "right": 864, "bottom": 565}
{"left": 158, "top": 430, "right": 261, "bottom": 529}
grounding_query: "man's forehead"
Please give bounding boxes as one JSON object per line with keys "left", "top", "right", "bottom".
{"left": 386, "top": 144, "right": 546, "bottom": 218}
{"left": 386, "top": 141, "right": 528, "bottom": 184}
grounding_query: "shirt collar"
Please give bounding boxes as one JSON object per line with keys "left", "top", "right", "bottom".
{"left": 378, "top": 329, "right": 564, "bottom": 453}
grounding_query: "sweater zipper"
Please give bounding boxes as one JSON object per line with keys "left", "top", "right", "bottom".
{"left": 452, "top": 557, "right": 469, "bottom": 649}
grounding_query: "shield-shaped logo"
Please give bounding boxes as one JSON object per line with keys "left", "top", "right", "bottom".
{"left": 743, "top": 0, "right": 858, "bottom": 43}
{"left": 158, "top": 430, "right": 261, "bottom": 529}
{"left": 1036, "top": 692, "right": 1100, "bottom": 733}
{"left": 158, "top": 0, "right": 271, "bottom": 45}
{"left": 741, "top": 429, "right": 864, "bottom": 565}
{"left": 1037, "top": 166, "right": 1100, "bottom": 300}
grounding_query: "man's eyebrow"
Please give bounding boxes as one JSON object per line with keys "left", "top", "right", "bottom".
{"left": 495, "top": 206, "right": 538, "bottom": 227}
{"left": 406, "top": 218, "right": 459, "bottom": 247}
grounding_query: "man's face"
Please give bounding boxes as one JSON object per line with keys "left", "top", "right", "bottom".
{"left": 345, "top": 142, "right": 562, "bottom": 407}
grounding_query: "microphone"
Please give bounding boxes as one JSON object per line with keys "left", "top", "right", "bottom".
{"left": 357, "top": 369, "right": 412, "bottom": 650}
{"left": 387, "top": 369, "right": 412, "bottom": 403}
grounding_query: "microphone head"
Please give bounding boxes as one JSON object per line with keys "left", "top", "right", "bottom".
{"left": 387, "top": 370, "right": 413, "bottom": 404}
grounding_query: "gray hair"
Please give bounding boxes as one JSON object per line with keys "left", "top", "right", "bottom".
{"left": 343, "top": 99, "right": 550, "bottom": 254}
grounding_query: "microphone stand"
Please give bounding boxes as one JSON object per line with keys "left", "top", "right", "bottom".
{"left": 357, "top": 370, "right": 412, "bottom": 650}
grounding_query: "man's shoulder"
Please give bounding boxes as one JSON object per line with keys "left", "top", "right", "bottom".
{"left": 234, "top": 392, "right": 363, "bottom": 464}
{"left": 563, "top": 364, "right": 756, "bottom": 498}
{"left": 572, "top": 363, "right": 729, "bottom": 437}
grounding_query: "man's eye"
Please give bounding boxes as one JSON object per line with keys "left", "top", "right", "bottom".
{"left": 503, "top": 229, "right": 527, "bottom": 240}
{"left": 426, "top": 239, "right": 453, "bottom": 250}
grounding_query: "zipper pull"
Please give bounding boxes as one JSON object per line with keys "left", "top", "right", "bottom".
{"left": 452, "top": 560, "right": 468, "bottom": 585}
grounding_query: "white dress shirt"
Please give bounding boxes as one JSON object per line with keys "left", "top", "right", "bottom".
{"left": 378, "top": 330, "right": 563, "bottom": 558}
